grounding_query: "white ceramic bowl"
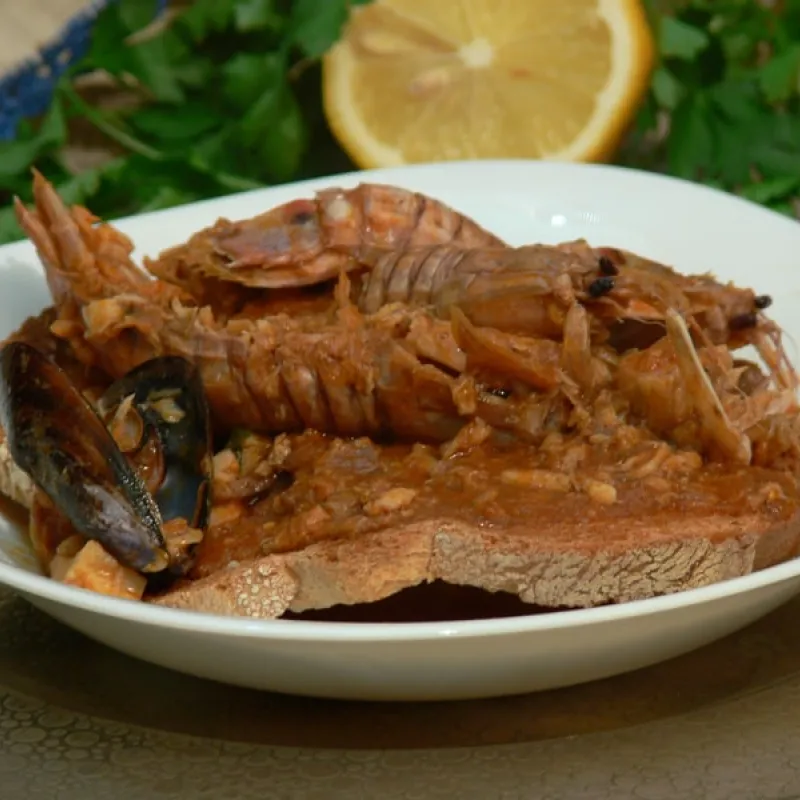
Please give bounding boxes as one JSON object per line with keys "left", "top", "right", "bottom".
{"left": 1, "top": 160, "right": 799, "bottom": 702}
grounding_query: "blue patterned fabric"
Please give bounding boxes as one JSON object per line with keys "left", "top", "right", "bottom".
{"left": 0, "top": 0, "right": 167, "bottom": 140}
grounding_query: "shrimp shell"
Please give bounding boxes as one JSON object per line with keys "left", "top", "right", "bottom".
{"left": 147, "top": 183, "right": 505, "bottom": 291}
{"left": 358, "top": 242, "right": 774, "bottom": 349}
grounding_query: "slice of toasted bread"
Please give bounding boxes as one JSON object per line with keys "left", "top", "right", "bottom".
{"left": 151, "top": 505, "right": 800, "bottom": 619}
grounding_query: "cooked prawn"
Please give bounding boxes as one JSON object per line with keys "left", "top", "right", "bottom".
{"left": 14, "top": 172, "right": 799, "bottom": 462}
{"left": 147, "top": 182, "right": 505, "bottom": 292}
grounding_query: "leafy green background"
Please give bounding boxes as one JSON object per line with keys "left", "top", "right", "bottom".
{"left": 0, "top": 0, "right": 798, "bottom": 244}
{"left": 622, "top": 0, "right": 800, "bottom": 215}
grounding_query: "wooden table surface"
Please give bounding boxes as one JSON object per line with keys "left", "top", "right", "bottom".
{"left": 0, "top": 0, "right": 87, "bottom": 73}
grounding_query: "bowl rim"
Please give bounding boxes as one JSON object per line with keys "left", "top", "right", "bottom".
{"left": 3, "top": 551, "right": 800, "bottom": 642}
{"left": 2, "top": 157, "right": 800, "bottom": 643}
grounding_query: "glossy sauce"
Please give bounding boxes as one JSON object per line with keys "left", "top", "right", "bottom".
{"left": 192, "top": 427, "right": 800, "bottom": 580}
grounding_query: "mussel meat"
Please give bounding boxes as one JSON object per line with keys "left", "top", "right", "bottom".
{"left": 99, "top": 357, "right": 212, "bottom": 527}
{"left": 0, "top": 342, "right": 214, "bottom": 579}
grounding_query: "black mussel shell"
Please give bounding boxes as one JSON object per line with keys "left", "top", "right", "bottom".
{"left": 100, "top": 356, "right": 213, "bottom": 535}
{"left": 0, "top": 342, "right": 169, "bottom": 573}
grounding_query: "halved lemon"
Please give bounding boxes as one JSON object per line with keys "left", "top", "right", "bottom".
{"left": 323, "top": 0, "right": 655, "bottom": 167}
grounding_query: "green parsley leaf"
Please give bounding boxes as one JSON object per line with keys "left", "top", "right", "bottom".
{"left": 234, "top": 0, "right": 283, "bottom": 32}
{"left": 129, "top": 103, "right": 220, "bottom": 141}
{"left": 238, "top": 77, "right": 307, "bottom": 181}
{"left": 291, "top": 0, "right": 351, "bottom": 59}
{"left": 759, "top": 45, "right": 800, "bottom": 104}
{"left": 739, "top": 176, "right": 800, "bottom": 205}
{"left": 118, "top": 0, "right": 161, "bottom": 34}
{"left": 55, "top": 167, "right": 108, "bottom": 206}
{"left": 83, "top": 2, "right": 132, "bottom": 74}
{"left": 667, "top": 94, "right": 716, "bottom": 179}
{"left": 222, "top": 53, "right": 284, "bottom": 112}
{"left": 127, "top": 37, "right": 186, "bottom": 103}
{"left": 652, "top": 66, "right": 685, "bottom": 110}
{"left": 0, "top": 97, "right": 67, "bottom": 182}
{"left": 659, "top": 18, "right": 710, "bottom": 61}
{"left": 180, "top": 0, "right": 237, "bottom": 41}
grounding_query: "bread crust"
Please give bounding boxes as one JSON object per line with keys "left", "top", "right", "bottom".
{"left": 151, "top": 512, "right": 800, "bottom": 618}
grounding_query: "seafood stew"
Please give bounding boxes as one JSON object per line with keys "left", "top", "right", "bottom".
{"left": 1, "top": 171, "right": 799, "bottom": 619}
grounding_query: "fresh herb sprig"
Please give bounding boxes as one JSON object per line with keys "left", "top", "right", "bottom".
{"left": 620, "top": 0, "right": 800, "bottom": 215}
{"left": 1, "top": 0, "right": 800, "bottom": 246}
